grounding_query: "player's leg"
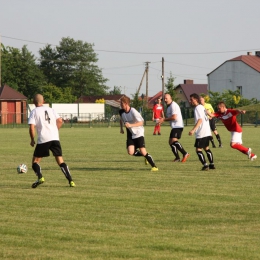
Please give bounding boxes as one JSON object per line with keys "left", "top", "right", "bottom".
{"left": 137, "top": 137, "right": 158, "bottom": 171}
{"left": 51, "top": 141, "right": 75, "bottom": 186}
{"left": 213, "top": 130, "right": 222, "bottom": 147}
{"left": 157, "top": 122, "right": 161, "bottom": 135}
{"left": 195, "top": 138, "right": 209, "bottom": 170}
{"left": 230, "top": 132, "right": 256, "bottom": 159}
{"left": 209, "top": 119, "right": 216, "bottom": 148}
{"left": 169, "top": 137, "right": 180, "bottom": 162}
{"left": 31, "top": 143, "right": 49, "bottom": 188}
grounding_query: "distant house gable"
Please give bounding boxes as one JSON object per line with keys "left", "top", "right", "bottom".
{"left": 175, "top": 80, "right": 208, "bottom": 107}
{"left": 0, "top": 84, "right": 27, "bottom": 100}
{"left": 207, "top": 53, "right": 260, "bottom": 76}
{"left": 207, "top": 51, "right": 260, "bottom": 100}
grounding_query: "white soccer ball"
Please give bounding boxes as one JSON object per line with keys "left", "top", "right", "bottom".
{"left": 17, "top": 164, "right": 28, "bottom": 174}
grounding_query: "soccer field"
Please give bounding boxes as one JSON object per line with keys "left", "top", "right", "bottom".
{"left": 0, "top": 126, "right": 260, "bottom": 259}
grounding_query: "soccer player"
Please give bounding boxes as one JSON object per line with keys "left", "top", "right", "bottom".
{"left": 189, "top": 93, "right": 215, "bottom": 170}
{"left": 207, "top": 101, "right": 257, "bottom": 161}
{"left": 119, "top": 95, "right": 158, "bottom": 171}
{"left": 152, "top": 97, "right": 164, "bottom": 135}
{"left": 200, "top": 96, "right": 222, "bottom": 148}
{"left": 158, "top": 94, "right": 189, "bottom": 162}
{"left": 28, "top": 94, "right": 75, "bottom": 188}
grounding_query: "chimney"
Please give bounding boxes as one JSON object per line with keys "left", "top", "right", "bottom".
{"left": 255, "top": 51, "right": 260, "bottom": 57}
{"left": 247, "top": 52, "right": 252, "bottom": 55}
{"left": 184, "top": 79, "right": 193, "bottom": 84}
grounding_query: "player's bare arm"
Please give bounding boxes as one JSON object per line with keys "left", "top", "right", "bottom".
{"left": 125, "top": 121, "right": 143, "bottom": 128}
{"left": 29, "top": 124, "right": 36, "bottom": 147}
{"left": 119, "top": 119, "right": 124, "bottom": 134}
{"left": 189, "top": 118, "right": 202, "bottom": 136}
{"left": 159, "top": 114, "right": 176, "bottom": 124}
{"left": 236, "top": 109, "right": 246, "bottom": 114}
{"left": 56, "top": 117, "right": 63, "bottom": 129}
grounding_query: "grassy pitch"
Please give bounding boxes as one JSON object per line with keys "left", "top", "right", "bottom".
{"left": 0, "top": 126, "right": 259, "bottom": 259}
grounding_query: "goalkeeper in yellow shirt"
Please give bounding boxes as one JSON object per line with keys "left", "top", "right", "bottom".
{"left": 200, "top": 96, "right": 223, "bottom": 148}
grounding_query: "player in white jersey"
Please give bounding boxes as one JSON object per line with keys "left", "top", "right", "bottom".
{"left": 189, "top": 93, "right": 215, "bottom": 171}
{"left": 119, "top": 95, "right": 158, "bottom": 171}
{"left": 28, "top": 94, "right": 75, "bottom": 188}
{"left": 158, "top": 94, "right": 189, "bottom": 162}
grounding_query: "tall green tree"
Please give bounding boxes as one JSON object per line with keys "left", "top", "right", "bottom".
{"left": 165, "top": 72, "right": 178, "bottom": 101}
{"left": 39, "top": 37, "right": 108, "bottom": 98}
{"left": 1, "top": 44, "right": 45, "bottom": 99}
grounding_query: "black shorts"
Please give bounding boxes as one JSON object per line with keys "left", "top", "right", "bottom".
{"left": 209, "top": 118, "right": 217, "bottom": 131}
{"left": 194, "top": 136, "right": 211, "bottom": 149}
{"left": 126, "top": 136, "right": 145, "bottom": 149}
{"left": 170, "top": 128, "right": 183, "bottom": 139}
{"left": 34, "top": 141, "right": 62, "bottom": 157}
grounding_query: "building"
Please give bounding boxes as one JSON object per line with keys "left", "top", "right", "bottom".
{"left": 0, "top": 85, "right": 27, "bottom": 124}
{"left": 175, "top": 80, "right": 208, "bottom": 107}
{"left": 207, "top": 51, "right": 260, "bottom": 100}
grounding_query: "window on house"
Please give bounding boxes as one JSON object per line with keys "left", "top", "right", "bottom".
{"left": 237, "top": 86, "right": 242, "bottom": 95}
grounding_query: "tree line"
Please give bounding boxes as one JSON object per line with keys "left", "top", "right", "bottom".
{"left": 1, "top": 37, "right": 122, "bottom": 103}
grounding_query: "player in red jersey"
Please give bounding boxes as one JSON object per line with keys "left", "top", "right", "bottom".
{"left": 208, "top": 101, "right": 257, "bottom": 161}
{"left": 152, "top": 98, "right": 164, "bottom": 135}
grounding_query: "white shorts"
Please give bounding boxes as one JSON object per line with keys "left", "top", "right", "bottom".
{"left": 230, "top": 132, "right": 242, "bottom": 144}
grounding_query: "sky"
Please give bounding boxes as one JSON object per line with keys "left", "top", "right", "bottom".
{"left": 1, "top": 0, "right": 260, "bottom": 98}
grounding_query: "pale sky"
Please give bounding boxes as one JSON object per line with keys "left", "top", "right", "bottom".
{"left": 1, "top": 0, "right": 260, "bottom": 98}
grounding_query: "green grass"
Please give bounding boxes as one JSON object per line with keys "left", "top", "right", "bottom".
{"left": 0, "top": 125, "right": 260, "bottom": 259}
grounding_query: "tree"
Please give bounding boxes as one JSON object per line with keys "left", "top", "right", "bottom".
{"left": 131, "top": 92, "right": 143, "bottom": 112}
{"left": 39, "top": 37, "right": 108, "bottom": 98}
{"left": 108, "top": 86, "right": 122, "bottom": 95}
{"left": 165, "top": 72, "right": 178, "bottom": 101}
{"left": 1, "top": 44, "right": 45, "bottom": 99}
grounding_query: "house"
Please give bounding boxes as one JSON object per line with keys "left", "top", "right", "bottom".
{"left": 0, "top": 85, "right": 27, "bottom": 124}
{"left": 207, "top": 51, "right": 260, "bottom": 100}
{"left": 175, "top": 80, "right": 208, "bottom": 107}
{"left": 76, "top": 94, "right": 127, "bottom": 108}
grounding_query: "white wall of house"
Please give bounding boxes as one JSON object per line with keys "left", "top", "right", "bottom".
{"left": 208, "top": 61, "right": 260, "bottom": 100}
{"left": 28, "top": 103, "right": 105, "bottom": 121}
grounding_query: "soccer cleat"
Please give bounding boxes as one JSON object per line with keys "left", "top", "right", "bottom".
{"left": 209, "top": 164, "right": 216, "bottom": 169}
{"left": 70, "top": 181, "right": 75, "bottom": 187}
{"left": 212, "top": 144, "right": 216, "bottom": 148}
{"left": 201, "top": 165, "right": 209, "bottom": 171}
{"left": 181, "top": 153, "right": 190, "bottom": 163}
{"left": 145, "top": 158, "right": 149, "bottom": 165}
{"left": 219, "top": 144, "right": 223, "bottom": 148}
{"left": 247, "top": 148, "right": 252, "bottom": 159}
{"left": 173, "top": 158, "right": 181, "bottom": 162}
{"left": 153, "top": 133, "right": 156, "bottom": 135}
{"left": 250, "top": 154, "right": 257, "bottom": 161}
{"left": 31, "top": 177, "right": 45, "bottom": 188}
{"left": 158, "top": 133, "right": 161, "bottom": 135}
{"left": 151, "top": 167, "right": 159, "bottom": 172}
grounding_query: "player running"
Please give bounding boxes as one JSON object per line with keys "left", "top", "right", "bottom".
{"left": 119, "top": 95, "right": 158, "bottom": 171}
{"left": 207, "top": 101, "right": 257, "bottom": 161}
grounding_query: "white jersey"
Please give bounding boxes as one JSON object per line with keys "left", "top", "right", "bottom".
{"left": 120, "top": 107, "right": 144, "bottom": 139}
{"left": 28, "top": 106, "right": 60, "bottom": 144}
{"left": 194, "top": 104, "right": 212, "bottom": 138}
{"left": 166, "top": 101, "right": 184, "bottom": 128}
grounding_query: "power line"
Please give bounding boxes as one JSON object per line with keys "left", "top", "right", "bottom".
{"left": 2, "top": 35, "right": 260, "bottom": 55}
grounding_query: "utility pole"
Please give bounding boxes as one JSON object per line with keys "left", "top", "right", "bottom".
{"left": 145, "top": 61, "right": 150, "bottom": 107}
{"left": 0, "top": 35, "right": 1, "bottom": 87}
{"left": 162, "top": 57, "right": 164, "bottom": 100}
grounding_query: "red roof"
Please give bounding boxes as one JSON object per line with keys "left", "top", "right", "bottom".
{"left": 0, "top": 85, "right": 27, "bottom": 100}
{"left": 176, "top": 84, "right": 208, "bottom": 101}
{"left": 230, "top": 55, "right": 260, "bottom": 72}
{"left": 208, "top": 54, "right": 260, "bottom": 75}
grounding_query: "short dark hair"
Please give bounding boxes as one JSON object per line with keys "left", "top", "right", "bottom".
{"left": 190, "top": 93, "right": 200, "bottom": 104}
